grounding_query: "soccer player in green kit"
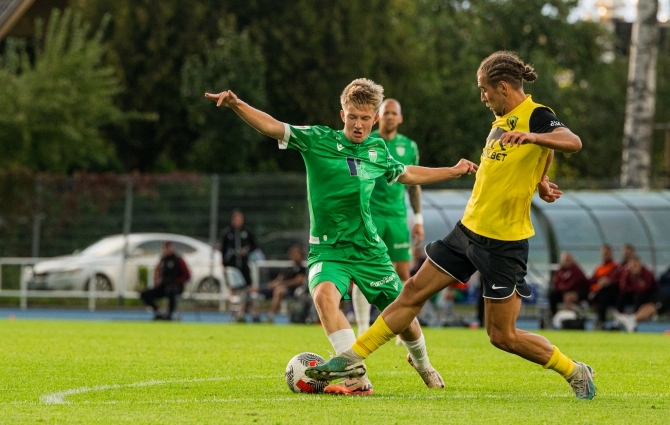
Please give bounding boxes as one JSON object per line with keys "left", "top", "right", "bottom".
{"left": 352, "top": 99, "right": 424, "bottom": 339}
{"left": 205, "top": 79, "right": 477, "bottom": 395}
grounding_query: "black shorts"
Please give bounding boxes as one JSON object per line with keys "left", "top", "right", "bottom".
{"left": 425, "top": 221, "right": 531, "bottom": 300}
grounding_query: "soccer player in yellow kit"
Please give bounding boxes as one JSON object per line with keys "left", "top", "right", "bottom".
{"left": 307, "top": 51, "right": 597, "bottom": 400}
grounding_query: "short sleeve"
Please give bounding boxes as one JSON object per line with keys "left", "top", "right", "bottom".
{"left": 529, "top": 107, "right": 567, "bottom": 134}
{"left": 384, "top": 147, "right": 407, "bottom": 184}
{"left": 278, "top": 124, "right": 316, "bottom": 152}
{"left": 411, "top": 141, "right": 420, "bottom": 166}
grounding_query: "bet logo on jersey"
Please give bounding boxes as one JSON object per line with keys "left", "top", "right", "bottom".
{"left": 483, "top": 127, "right": 508, "bottom": 162}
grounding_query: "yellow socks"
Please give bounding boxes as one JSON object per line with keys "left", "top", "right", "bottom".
{"left": 352, "top": 315, "right": 396, "bottom": 358}
{"left": 543, "top": 345, "right": 575, "bottom": 377}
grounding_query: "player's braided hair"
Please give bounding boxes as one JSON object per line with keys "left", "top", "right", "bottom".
{"left": 340, "top": 78, "right": 384, "bottom": 112}
{"left": 478, "top": 51, "right": 537, "bottom": 89}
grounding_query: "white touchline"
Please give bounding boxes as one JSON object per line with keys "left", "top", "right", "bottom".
{"left": 39, "top": 370, "right": 418, "bottom": 405}
{"left": 40, "top": 375, "right": 277, "bottom": 405}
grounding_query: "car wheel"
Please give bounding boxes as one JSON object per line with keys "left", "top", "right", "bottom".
{"left": 197, "top": 277, "right": 220, "bottom": 293}
{"left": 86, "top": 274, "right": 113, "bottom": 292}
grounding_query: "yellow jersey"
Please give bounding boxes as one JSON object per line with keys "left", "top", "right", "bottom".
{"left": 461, "top": 95, "right": 562, "bottom": 241}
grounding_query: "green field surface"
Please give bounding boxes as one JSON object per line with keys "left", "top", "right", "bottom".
{"left": 2, "top": 320, "right": 669, "bottom": 424}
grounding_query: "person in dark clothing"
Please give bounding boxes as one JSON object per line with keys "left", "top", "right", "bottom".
{"left": 220, "top": 209, "right": 258, "bottom": 322}
{"left": 616, "top": 256, "right": 657, "bottom": 313}
{"left": 141, "top": 241, "right": 191, "bottom": 320}
{"left": 251, "top": 244, "right": 307, "bottom": 323}
{"left": 589, "top": 244, "right": 634, "bottom": 329}
{"left": 548, "top": 252, "right": 589, "bottom": 317}
{"left": 220, "top": 209, "right": 257, "bottom": 287}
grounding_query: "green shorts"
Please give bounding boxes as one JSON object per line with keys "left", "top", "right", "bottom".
{"left": 374, "top": 216, "right": 411, "bottom": 262}
{"left": 307, "top": 246, "right": 402, "bottom": 312}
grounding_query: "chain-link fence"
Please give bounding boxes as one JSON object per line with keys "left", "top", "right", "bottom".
{"left": 0, "top": 172, "right": 309, "bottom": 259}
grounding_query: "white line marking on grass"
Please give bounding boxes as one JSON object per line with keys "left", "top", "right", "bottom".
{"left": 40, "top": 374, "right": 277, "bottom": 405}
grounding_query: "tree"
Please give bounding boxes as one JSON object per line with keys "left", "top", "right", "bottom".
{"left": 180, "top": 16, "right": 269, "bottom": 172}
{"left": 0, "top": 9, "right": 125, "bottom": 172}
{"left": 73, "top": 0, "right": 229, "bottom": 172}
{"left": 621, "top": 0, "right": 659, "bottom": 189}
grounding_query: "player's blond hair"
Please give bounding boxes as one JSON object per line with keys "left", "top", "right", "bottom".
{"left": 340, "top": 78, "right": 384, "bottom": 112}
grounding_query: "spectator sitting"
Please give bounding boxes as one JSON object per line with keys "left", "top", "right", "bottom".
{"left": 251, "top": 245, "right": 307, "bottom": 323}
{"left": 140, "top": 241, "right": 191, "bottom": 321}
{"left": 612, "top": 293, "right": 669, "bottom": 333}
{"left": 612, "top": 259, "right": 664, "bottom": 333}
{"left": 549, "top": 252, "right": 589, "bottom": 319}
{"left": 589, "top": 244, "right": 635, "bottom": 330}
{"left": 616, "top": 256, "right": 657, "bottom": 314}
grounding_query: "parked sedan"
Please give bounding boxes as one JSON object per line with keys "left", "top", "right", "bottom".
{"left": 26, "top": 233, "right": 224, "bottom": 293}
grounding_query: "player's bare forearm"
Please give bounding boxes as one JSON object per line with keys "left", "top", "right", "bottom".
{"left": 205, "top": 90, "right": 285, "bottom": 140}
{"left": 399, "top": 160, "right": 477, "bottom": 185}
{"left": 500, "top": 127, "right": 581, "bottom": 153}
{"left": 407, "top": 185, "right": 422, "bottom": 214}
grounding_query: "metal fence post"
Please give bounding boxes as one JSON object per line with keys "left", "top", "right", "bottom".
{"left": 88, "top": 270, "right": 96, "bottom": 312}
{"left": 209, "top": 174, "right": 220, "bottom": 285}
{"left": 19, "top": 264, "right": 27, "bottom": 310}
{"left": 31, "top": 178, "right": 43, "bottom": 258}
{"left": 117, "top": 177, "right": 134, "bottom": 305}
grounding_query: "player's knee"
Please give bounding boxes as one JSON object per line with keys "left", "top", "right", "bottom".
{"left": 399, "top": 277, "right": 427, "bottom": 306}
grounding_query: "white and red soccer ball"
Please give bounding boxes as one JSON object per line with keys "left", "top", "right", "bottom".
{"left": 285, "top": 352, "right": 328, "bottom": 393}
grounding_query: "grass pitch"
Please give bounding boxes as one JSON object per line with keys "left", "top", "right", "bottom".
{"left": 2, "top": 319, "right": 669, "bottom": 424}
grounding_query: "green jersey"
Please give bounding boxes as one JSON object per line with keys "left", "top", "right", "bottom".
{"left": 279, "top": 124, "right": 406, "bottom": 257}
{"left": 369, "top": 130, "right": 419, "bottom": 218}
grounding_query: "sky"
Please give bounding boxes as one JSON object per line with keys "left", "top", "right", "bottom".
{"left": 573, "top": 0, "right": 670, "bottom": 23}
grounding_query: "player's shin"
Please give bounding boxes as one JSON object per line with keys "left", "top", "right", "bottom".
{"left": 543, "top": 345, "right": 575, "bottom": 377}
{"left": 402, "top": 331, "right": 431, "bottom": 371}
{"left": 352, "top": 314, "right": 397, "bottom": 358}
{"left": 328, "top": 329, "right": 357, "bottom": 356}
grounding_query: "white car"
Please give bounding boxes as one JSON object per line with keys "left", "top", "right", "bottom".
{"left": 26, "top": 233, "right": 224, "bottom": 293}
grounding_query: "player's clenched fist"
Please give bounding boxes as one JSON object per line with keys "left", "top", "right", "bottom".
{"left": 204, "top": 90, "right": 240, "bottom": 108}
{"left": 453, "top": 158, "right": 478, "bottom": 176}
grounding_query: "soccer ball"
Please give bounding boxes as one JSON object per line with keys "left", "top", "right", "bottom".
{"left": 285, "top": 352, "right": 328, "bottom": 393}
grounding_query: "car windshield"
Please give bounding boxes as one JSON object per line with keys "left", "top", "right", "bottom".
{"left": 80, "top": 237, "right": 126, "bottom": 257}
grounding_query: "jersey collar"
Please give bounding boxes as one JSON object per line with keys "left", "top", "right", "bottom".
{"left": 500, "top": 94, "right": 533, "bottom": 120}
{"left": 337, "top": 130, "right": 379, "bottom": 148}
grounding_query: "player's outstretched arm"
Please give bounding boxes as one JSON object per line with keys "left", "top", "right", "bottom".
{"left": 205, "top": 90, "right": 285, "bottom": 140}
{"left": 398, "top": 159, "right": 478, "bottom": 185}
{"left": 499, "top": 127, "right": 581, "bottom": 153}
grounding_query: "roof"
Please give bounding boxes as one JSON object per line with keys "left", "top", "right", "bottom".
{"left": 420, "top": 189, "right": 670, "bottom": 287}
{"left": 0, "top": 0, "right": 34, "bottom": 40}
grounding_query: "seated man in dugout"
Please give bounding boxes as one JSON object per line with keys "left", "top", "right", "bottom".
{"left": 548, "top": 252, "right": 590, "bottom": 319}
{"left": 613, "top": 256, "right": 657, "bottom": 315}
{"left": 588, "top": 244, "right": 634, "bottom": 330}
{"left": 251, "top": 245, "right": 307, "bottom": 323}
